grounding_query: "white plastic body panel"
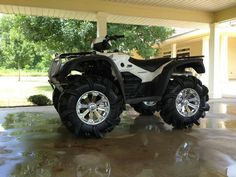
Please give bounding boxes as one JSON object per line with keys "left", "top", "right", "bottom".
{"left": 100, "top": 53, "right": 172, "bottom": 83}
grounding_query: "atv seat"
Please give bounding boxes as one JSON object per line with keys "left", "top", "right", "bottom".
{"left": 129, "top": 57, "right": 172, "bottom": 72}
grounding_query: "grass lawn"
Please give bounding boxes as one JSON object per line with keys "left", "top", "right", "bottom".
{"left": 0, "top": 68, "right": 48, "bottom": 77}
{"left": 0, "top": 76, "right": 52, "bottom": 107}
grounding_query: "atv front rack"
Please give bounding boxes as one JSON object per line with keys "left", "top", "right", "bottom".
{"left": 58, "top": 52, "right": 95, "bottom": 59}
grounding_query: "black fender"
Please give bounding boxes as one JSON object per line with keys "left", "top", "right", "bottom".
{"left": 56, "top": 54, "right": 126, "bottom": 101}
{"left": 154, "top": 58, "right": 205, "bottom": 97}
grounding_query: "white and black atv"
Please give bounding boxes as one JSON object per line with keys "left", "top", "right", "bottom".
{"left": 49, "top": 35, "right": 210, "bottom": 138}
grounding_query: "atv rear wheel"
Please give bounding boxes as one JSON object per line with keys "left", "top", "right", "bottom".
{"left": 160, "top": 76, "right": 209, "bottom": 129}
{"left": 131, "top": 101, "right": 157, "bottom": 115}
{"left": 58, "top": 76, "right": 123, "bottom": 138}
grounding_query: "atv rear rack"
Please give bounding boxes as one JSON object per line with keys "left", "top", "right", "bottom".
{"left": 173, "top": 55, "right": 204, "bottom": 60}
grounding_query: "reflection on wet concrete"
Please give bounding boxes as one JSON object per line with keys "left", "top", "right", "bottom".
{"left": 210, "top": 103, "right": 236, "bottom": 115}
{"left": 0, "top": 124, "right": 5, "bottom": 132}
{"left": 0, "top": 132, "right": 23, "bottom": 177}
{"left": 0, "top": 100, "right": 236, "bottom": 176}
{"left": 227, "top": 164, "right": 236, "bottom": 177}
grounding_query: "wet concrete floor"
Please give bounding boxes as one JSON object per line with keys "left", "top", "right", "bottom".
{"left": 0, "top": 99, "right": 236, "bottom": 177}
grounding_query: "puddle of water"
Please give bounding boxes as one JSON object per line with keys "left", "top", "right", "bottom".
{"left": 0, "top": 113, "right": 200, "bottom": 177}
{"left": 0, "top": 111, "right": 63, "bottom": 177}
{"left": 227, "top": 164, "right": 236, "bottom": 177}
{"left": 1, "top": 112, "right": 62, "bottom": 137}
{"left": 0, "top": 147, "right": 13, "bottom": 154}
{"left": 0, "top": 124, "right": 5, "bottom": 132}
{"left": 0, "top": 159, "right": 5, "bottom": 166}
{"left": 2, "top": 112, "right": 60, "bottom": 129}
{"left": 74, "top": 154, "right": 111, "bottom": 177}
{"left": 9, "top": 140, "right": 201, "bottom": 177}
{"left": 0, "top": 107, "right": 236, "bottom": 177}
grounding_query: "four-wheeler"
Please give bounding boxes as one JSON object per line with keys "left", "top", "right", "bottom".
{"left": 48, "top": 35, "right": 210, "bottom": 138}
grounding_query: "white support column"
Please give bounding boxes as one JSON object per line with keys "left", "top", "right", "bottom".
{"left": 96, "top": 12, "right": 107, "bottom": 38}
{"left": 209, "top": 23, "right": 221, "bottom": 98}
{"left": 201, "top": 36, "right": 209, "bottom": 87}
{"left": 220, "top": 34, "right": 228, "bottom": 95}
{"left": 171, "top": 43, "right": 177, "bottom": 58}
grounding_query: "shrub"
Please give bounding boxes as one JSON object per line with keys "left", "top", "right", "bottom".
{"left": 28, "top": 94, "right": 52, "bottom": 106}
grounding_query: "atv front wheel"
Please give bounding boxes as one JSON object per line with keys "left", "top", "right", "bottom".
{"left": 52, "top": 88, "right": 61, "bottom": 111}
{"left": 58, "top": 76, "right": 123, "bottom": 138}
{"left": 160, "top": 76, "right": 209, "bottom": 129}
{"left": 131, "top": 101, "right": 157, "bottom": 115}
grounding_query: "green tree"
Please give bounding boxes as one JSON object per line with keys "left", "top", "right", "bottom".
{"left": 0, "top": 16, "right": 36, "bottom": 80}
{"left": 0, "top": 14, "right": 175, "bottom": 76}
{"left": 108, "top": 23, "right": 174, "bottom": 58}
{"left": 18, "top": 16, "right": 97, "bottom": 53}
{"left": 0, "top": 15, "right": 53, "bottom": 73}
{"left": 18, "top": 16, "right": 174, "bottom": 58}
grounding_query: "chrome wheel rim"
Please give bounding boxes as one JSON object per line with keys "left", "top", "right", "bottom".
{"left": 76, "top": 91, "right": 110, "bottom": 125}
{"left": 143, "top": 101, "right": 157, "bottom": 107}
{"left": 175, "top": 88, "right": 200, "bottom": 117}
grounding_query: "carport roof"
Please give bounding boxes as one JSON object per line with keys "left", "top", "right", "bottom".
{"left": 105, "top": 0, "right": 236, "bottom": 12}
{"left": 0, "top": 0, "right": 235, "bottom": 28}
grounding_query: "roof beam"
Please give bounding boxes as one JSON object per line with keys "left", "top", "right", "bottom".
{"left": 214, "top": 5, "right": 236, "bottom": 22}
{"left": 0, "top": 0, "right": 213, "bottom": 23}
